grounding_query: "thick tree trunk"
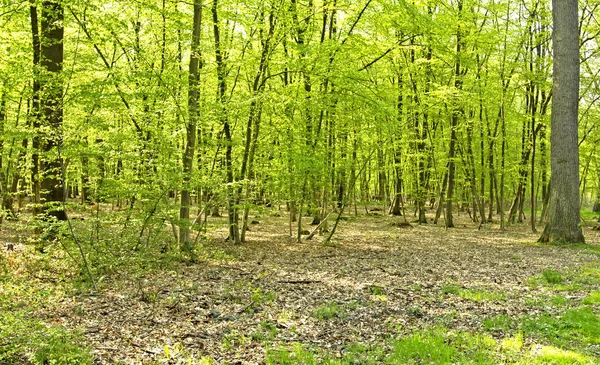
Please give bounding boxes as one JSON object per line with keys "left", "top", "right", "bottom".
{"left": 180, "top": 0, "right": 202, "bottom": 250}
{"left": 539, "top": 0, "right": 584, "bottom": 243}
{"left": 39, "top": 0, "right": 66, "bottom": 221}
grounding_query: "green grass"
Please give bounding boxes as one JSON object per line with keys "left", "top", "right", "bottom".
{"left": 582, "top": 291, "right": 600, "bottom": 305}
{"left": 483, "top": 315, "right": 515, "bottom": 332}
{"left": 543, "top": 269, "right": 564, "bottom": 284}
{"left": 387, "top": 327, "right": 496, "bottom": 364}
{"left": 441, "top": 284, "right": 506, "bottom": 302}
{"left": 0, "top": 282, "right": 92, "bottom": 365}
{"left": 313, "top": 301, "right": 345, "bottom": 320}
{"left": 266, "top": 324, "right": 599, "bottom": 365}
{"left": 523, "top": 306, "right": 600, "bottom": 348}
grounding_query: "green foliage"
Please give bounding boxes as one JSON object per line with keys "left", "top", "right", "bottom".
{"left": 543, "top": 269, "right": 564, "bottom": 284}
{"left": 483, "top": 315, "right": 515, "bottom": 332}
{"left": 266, "top": 343, "right": 318, "bottom": 365}
{"left": 369, "top": 285, "right": 385, "bottom": 295}
{"left": 313, "top": 301, "right": 345, "bottom": 320}
{"left": 252, "top": 321, "right": 278, "bottom": 342}
{"left": 529, "top": 345, "right": 596, "bottom": 365}
{"left": 523, "top": 306, "right": 600, "bottom": 349}
{"left": 251, "top": 287, "right": 277, "bottom": 306}
{"left": 441, "top": 284, "right": 505, "bottom": 302}
{"left": 0, "top": 290, "right": 92, "bottom": 365}
{"left": 387, "top": 327, "right": 495, "bottom": 364}
{"left": 441, "top": 284, "right": 461, "bottom": 295}
{"left": 222, "top": 330, "right": 250, "bottom": 351}
{"left": 582, "top": 291, "right": 600, "bottom": 305}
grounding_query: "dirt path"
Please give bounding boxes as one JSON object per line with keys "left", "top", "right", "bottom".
{"left": 44, "top": 214, "right": 600, "bottom": 364}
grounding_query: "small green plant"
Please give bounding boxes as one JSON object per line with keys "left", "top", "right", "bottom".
{"left": 369, "top": 285, "right": 385, "bottom": 295}
{"left": 251, "top": 287, "right": 277, "bottom": 306}
{"left": 407, "top": 306, "right": 424, "bottom": 317}
{"left": 458, "top": 288, "right": 505, "bottom": 303}
{"left": 222, "top": 330, "right": 249, "bottom": 351}
{"left": 542, "top": 269, "right": 563, "bottom": 284}
{"left": 441, "top": 284, "right": 505, "bottom": 302}
{"left": 523, "top": 306, "right": 600, "bottom": 348}
{"left": 313, "top": 301, "right": 344, "bottom": 320}
{"left": 252, "top": 320, "right": 278, "bottom": 342}
{"left": 530, "top": 345, "right": 595, "bottom": 364}
{"left": 387, "top": 327, "right": 495, "bottom": 364}
{"left": 441, "top": 284, "right": 461, "bottom": 295}
{"left": 483, "top": 315, "right": 514, "bottom": 332}
{"left": 582, "top": 291, "right": 600, "bottom": 305}
{"left": 550, "top": 295, "right": 569, "bottom": 306}
{"left": 266, "top": 343, "right": 318, "bottom": 365}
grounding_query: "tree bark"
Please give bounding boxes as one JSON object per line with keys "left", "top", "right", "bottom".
{"left": 593, "top": 175, "right": 600, "bottom": 213}
{"left": 445, "top": 0, "right": 464, "bottom": 228}
{"left": 39, "top": 0, "right": 66, "bottom": 221}
{"left": 180, "top": 0, "right": 202, "bottom": 250}
{"left": 538, "top": 0, "right": 584, "bottom": 243}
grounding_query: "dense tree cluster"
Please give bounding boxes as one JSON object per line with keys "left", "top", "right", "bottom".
{"left": 0, "top": 0, "right": 597, "bottom": 246}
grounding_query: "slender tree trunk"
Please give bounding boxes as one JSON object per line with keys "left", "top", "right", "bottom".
{"left": 445, "top": 2, "right": 463, "bottom": 228}
{"left": 0, "top": 90, "right": 5, "bottom": 225}
{"left": 30, "top": 2, "right": 42, "bottom": 211}
{"left": 539, "top": 0, "right": 584, "bottom": 243}
{"left": 180, "top": 0, "right": 202, "bottom": 250}
{"left": 391, "top": 75, "right": 403, "bottom": 216}
{"left": 592, "top": 175, "right": 600, "bottom": 213}
{"left": 212, "top": 0, "right": 238, "bottom": 243}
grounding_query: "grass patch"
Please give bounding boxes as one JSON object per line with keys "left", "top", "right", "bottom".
{"left": 313, "top": 301, "right": 345, "bottom": 320}
{"left": 0, "top": 280, "right": 92, "bottom": 365}
{"left": 530, "top": 345, "right": 596, "bottom": 364}
{"left": 582, "top": 291, "right": 600, "bottom": 305}
{"left": 266, "top": 342, "right": 386, "bottom": 365}
{"left": 388, "top": 327, "right": 496, "bottom": 364}
{"left": 252, "top": 320, "right": 278, "bottom": 342}
{"left": 441, "top": 284, "right": 505, "bottom": 302}
{"left": 543, "top": 269, "right": 564, "bottom": 284}
{"left": 523, "top": 306, "right": 600, "bottom": 349}
{"left": 483, "top": 315, "right": 515, "bottom": 333}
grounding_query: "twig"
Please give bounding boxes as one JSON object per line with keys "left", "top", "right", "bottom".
{"left": 278, "top": 279, "right": 321, "bottom": 284}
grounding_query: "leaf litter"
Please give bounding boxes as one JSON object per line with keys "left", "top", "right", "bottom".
{"left": 28, "top": 214, "right": 600, "bottom": 363}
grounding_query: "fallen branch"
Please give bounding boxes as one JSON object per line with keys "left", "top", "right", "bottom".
{"left": 278, "top": 279, "right": 321, "bottom": 284}
{"left": 306, "top": 212, "right": 332, "bottom": 240}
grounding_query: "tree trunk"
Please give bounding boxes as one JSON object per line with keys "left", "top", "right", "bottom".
{"left": 445, "top": 1, "right": 463, "bottom": 228}
{"left": 538, "top": 0, "right": 584, "bottom": 243}
{"left": 180, "top": 0, "right": 202, "bottom": 250}
{"left": 593, "top": 174, "right": 600, "bottom": 213}
{"left": 212, "top": 0, "right": 238, "bottom": 244}
{"left": 39, "top": 0, "right": 66, "bottom": 221}
{"left": 30, "top": 2, "right": 42, "bottom": 212}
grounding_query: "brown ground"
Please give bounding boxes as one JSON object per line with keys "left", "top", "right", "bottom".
{"left": 9, "top": 212, "right": 600, "bottom": 364}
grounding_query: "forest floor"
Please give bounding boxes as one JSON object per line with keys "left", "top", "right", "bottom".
{"left": 2, "top": 209, "right": 600, "bottom": 364}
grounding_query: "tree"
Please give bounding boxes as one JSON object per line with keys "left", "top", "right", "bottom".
{"left": 39, "top": 0, "right": 66, "bottom": 221}
{"left": 538, "top": 0, "right": 584, "bottom": 243}
{"left": 179, "top": 0, "right": 202, "bottom": 249}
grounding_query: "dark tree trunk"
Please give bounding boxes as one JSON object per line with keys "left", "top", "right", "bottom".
{"left": 39, "top": 0, "right": 66, "bottom": 221}
{"left": 180, "top": 0, "right": 202, "bottom": 249}
{"left": 539, "top": 0, "right": 584, "bottom": 243}
{"left": 30, "top": 2, "right": 42, "bottom": 211}
{"left": 212, "top": 0, "right": 238, "bottom": 244}
{"left": 445, "top": 1, "right": 464, "bottom": 228}
{"left": 593, "top": 176, "right": 600, "bottom": 213}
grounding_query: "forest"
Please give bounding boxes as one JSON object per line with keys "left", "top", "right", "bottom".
{"left": 1, "top": 0, "right": 600, "bottom": 363}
